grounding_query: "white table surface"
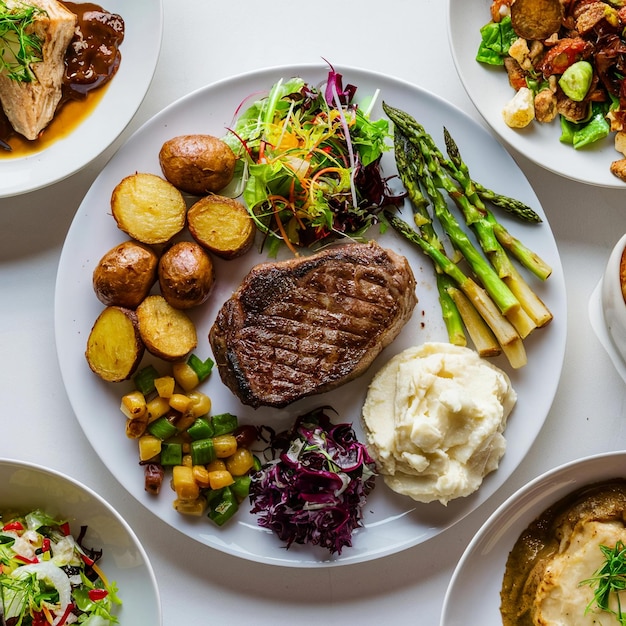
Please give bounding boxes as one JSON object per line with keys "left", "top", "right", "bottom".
{"left": 2, "top": 0, "right": 626, "bottom": 624}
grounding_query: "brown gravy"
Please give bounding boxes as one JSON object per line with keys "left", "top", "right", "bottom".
{"left": 501, "top": 478, "right": 626, "bottom": 625}
{"left": 0, "top": 1, "right": 124, "bottom": 157}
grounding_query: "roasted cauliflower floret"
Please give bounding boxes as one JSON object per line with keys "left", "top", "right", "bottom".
{"left": 502, "top": 87, "right": 535, "bottom": 128}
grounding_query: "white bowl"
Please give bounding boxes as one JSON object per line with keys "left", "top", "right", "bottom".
{"left": 0, "top": 458, "right": 161, "bottom": 625}
{"left": 601, "top": 233, "right": 626, "bottom": 360}
{"left": 441, "top": 451, "right": 626, "bottom": 625}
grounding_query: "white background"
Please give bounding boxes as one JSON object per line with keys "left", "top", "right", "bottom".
{"left": 2, "top": 0, "right": 626, "bottom": 623}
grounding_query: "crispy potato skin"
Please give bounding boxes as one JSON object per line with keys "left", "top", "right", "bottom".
{"left": 158, "top": 241, "right": 215, "bottom": 309}
{"left": 93, "top": 240, "right": 158, "bottom": 308}
{"left": 111, "top": 172, "right": 187, "bottom": 245}
{"left": 85, "top": 306, "right": 145, "bottom": 382}
{"left": 510, "top": 0, "right": 564, "bottom": 41}
{"left": 187, "top": 195, "right": 255, "bottom": 259}
{"left": 159, "top": 135, "right": 236, "bottom": 196}
{"left": 136, "top": 294, "right": 197, "bottom": 360}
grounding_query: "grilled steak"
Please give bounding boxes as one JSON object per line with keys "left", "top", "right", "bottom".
{"left": 209, "top": 241, "right": 417, "bottom": 408}
{"left": 0, "top": 0, "right": 76, "bottom": 140}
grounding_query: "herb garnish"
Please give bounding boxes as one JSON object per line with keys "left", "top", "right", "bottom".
{"left": 0, "top": 0, "right": 44, "bottom": 82}
{"left": 580, "top": 540, "right": 626, "bottom": 624}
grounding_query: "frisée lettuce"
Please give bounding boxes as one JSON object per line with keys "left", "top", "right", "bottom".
{"left": 223, "top": 66, "right": 399, "bottom": 255}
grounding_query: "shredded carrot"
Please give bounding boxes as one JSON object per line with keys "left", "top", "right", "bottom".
{"left": 268, "top": 195, "right": 299, "bottom": 256}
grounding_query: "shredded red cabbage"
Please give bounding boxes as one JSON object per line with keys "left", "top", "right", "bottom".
{"left": 249, "top": 407, "right": 376, "bottom": 555}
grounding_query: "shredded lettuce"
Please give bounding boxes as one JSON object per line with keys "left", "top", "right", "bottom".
{"left": 223, "top": 67, "right": 398, "bottom": 254}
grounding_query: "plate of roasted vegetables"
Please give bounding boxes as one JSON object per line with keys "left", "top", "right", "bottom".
{"left": 55, "top": 63, "right": 567, "bottom": 567}
{"left": 0, "top": 0, "right": 162, "bottom": 197}
{"left": 447, "top": 0, "right": 626, "bottom": 187}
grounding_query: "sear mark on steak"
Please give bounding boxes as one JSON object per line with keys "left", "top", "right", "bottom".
{"left": 209, "top": 240, "right": 417, "bottom": 408}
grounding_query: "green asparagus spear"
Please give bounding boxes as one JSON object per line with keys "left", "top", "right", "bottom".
{"left": 393, "top": 130, "right": 466, "bottom": 346}
{"left": 442, "top": 127, "right": 552, "bottom": 281}
{"left": 383, "top": 101, "right": 542, "bottom": 223}
{"left": 385, "top": 211, "right": 526, "bottom": 368}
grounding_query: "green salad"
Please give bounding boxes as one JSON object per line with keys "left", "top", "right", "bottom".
{"left": 0, "top": 509, "right": 121, "bottom": 626}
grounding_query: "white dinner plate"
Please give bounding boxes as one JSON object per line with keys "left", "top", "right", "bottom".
{"left": 0, "top": 0, "right": 163, "bottom": 197}
{"left": 54, "top": 63, "right": 567, "bottom": 567}
{"left": 447, "top": 0, "right": 624, "bottom": 188}
{"left": 440, "top": 451, "right": 626, "bottom": 625}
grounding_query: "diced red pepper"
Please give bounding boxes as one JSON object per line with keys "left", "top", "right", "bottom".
{"left": 80, "top": 553, "right": 95, "bottom": 567}
{"left": 56, "top": 603, "right": 75, "bottom": 626}
{"left": 14, "top": 554, "right": 39, "bottom": 564}
{"left": 88, "top": 588, "right": 109, "bottom": 601}
{"left": 59, "top": 522, "right": 71, "bottom": 536}
{"left": 41, "top": 537, "right": 51, "bottom": 552}
{"left": 2, "top": 521, "right": 24, "bottom": 532}
{"left": 32, "top": 611, "right": 47, "bottom": 626}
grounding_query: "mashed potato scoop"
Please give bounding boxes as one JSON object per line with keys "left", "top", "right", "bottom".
{"left": 361, "top": 342, "right": 517, "bottom": 505}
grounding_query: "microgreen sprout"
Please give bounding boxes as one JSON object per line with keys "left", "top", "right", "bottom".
{"left": 0, "top": 0, "right": 44, "bottom": 82}
{"left": 580, "top": 540, "right": 626, "bottom": 624}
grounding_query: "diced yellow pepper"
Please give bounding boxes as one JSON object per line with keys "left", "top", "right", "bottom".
{"left": 138, "top": 435, "right": 162, "bottom": 462}
{"left": 226, "top": 448, "right": 255, "bottom": 476}
{"left": 154, "top": 375, "right": 175, "bottom": 398}
{"left": 173, "top": 496, "right": 207, "bottom": 516}
{"left": 186, "top": 391, "right": 211, "bottom": 418}
{"left": 205, "top": 459, "right": 227, "bottom": 472}
{"left": 120, "top": 391, "right": 147, "bottom": 420}
{"left": 192, "top": 465, "right": 211, "bottom": 488}
{"left": 208, "top": 469, "right": 234, "bottom": 490}
{"left": 169, "top": 393, "right": 192, "bottom": 413}
{"left": 172, "top": 361, "right": 199, "bottom": 392}
{"left": 172, "top": 465, "right": 200, "bottom": 500}
{"left": 213, "top": 435, "right": 238, "bottom": 458}
{"left": 125, "top": 417, "right": 147, "bottom": 439}
{"left": 146, "top": 396, "right": 170, "bottom": 423}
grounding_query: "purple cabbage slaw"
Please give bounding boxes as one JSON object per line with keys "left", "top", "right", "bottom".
{"left": 249, "top": 407, "right": 376, "bottom": 555}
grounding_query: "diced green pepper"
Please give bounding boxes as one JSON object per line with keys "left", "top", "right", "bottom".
{"left": 231, "top": 475, "right": 251, "bottom": 501}
{"left": 147, "top": 416, "right": 178, "bottom": 440}
{"left": 133, "top": 364, "right": 160, "bottom": 396}
{"left": 186, "top": 354, "right": 214, "bottom": 383}
{"left": 160, "top": 442, "right": 182, "bottom": 466}
{"left": 211, "top": 413, "right": 238, "bottom": 436}
{"left": 190, "top": 438, "right": 216, "bottom": 465}
{"left": 187, "top": 416, "right": 214, "bottom": 440}
{"left": 208, "top": 487, "right": 239, "bottom": 526}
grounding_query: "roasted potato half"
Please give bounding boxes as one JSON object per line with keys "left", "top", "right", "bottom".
{"left": 158, "top": 241, "right": 215, "bottom": 309}
{"left": 159, "top": 135, "right": 237, "bottom": 196}
{"left": 136, "top": 294, "right": 197, "bottom": 361}
{"left": 187, "top": 195, "right": 255, "bottom": 259}
{"left": 85, "top": 306, "right": 145, "bottom": 382}
{"left": 510, "top": 0, "right": 563, "bottom": 41}
{"left": 93, "top": 240, "right": 159, "bottom": 309}
{"left": 111, "top": 172, "right": 187, "bottom": 245}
